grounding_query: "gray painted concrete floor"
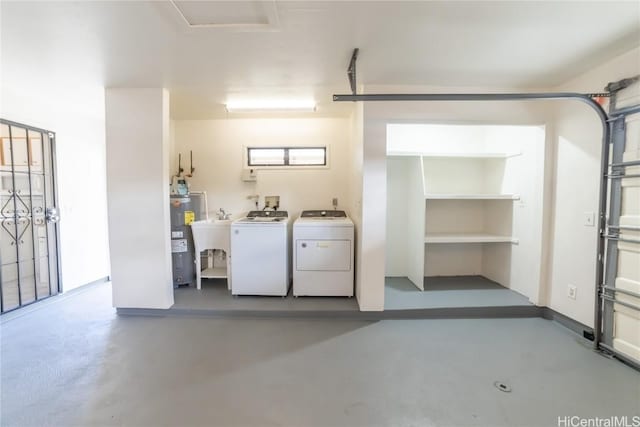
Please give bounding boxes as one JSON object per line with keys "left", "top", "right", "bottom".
{"left": 173, "top": 279, "right": 359, "bottom": 311}
{"left": 385, "top": 276, "right": 532, "bottom": 310}
{"left": 2, "top": 282, "right": 639, "bottom": 427}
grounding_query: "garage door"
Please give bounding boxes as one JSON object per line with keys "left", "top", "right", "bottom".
{"left": 600, "top": 76, "right": 640, "bottom": 367}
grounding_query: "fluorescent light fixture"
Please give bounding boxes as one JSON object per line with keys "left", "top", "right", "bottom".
{"left": 225, "top": 99, "right": 316, "bottom": 112}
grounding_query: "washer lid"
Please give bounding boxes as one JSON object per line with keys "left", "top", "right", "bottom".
{"left": 246, "top": 210, "right": 288, "bottom": 218}
{"left": 300, "top": 210, "right": 346, "bottom": 218}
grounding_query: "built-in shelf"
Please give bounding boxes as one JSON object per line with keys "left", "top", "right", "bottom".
{"left": 425, "top": 194, "right": 520, "bottom": 200}
{"left": 425, "top": 233, "right": 519, "bottom": 244}
{"left": 201, "top": 266, "right": 227, "bottom": 279}
{"left": 388, "top": 151, "right": 521, "bottom": 159}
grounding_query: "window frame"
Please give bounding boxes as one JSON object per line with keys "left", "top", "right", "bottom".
{"left": 245, "top": 146, "right": 329, "bottom": 169}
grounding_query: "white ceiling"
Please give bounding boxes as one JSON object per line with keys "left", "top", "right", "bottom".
{"left": 1, "top": 1, "right": 639, "bottom": 119}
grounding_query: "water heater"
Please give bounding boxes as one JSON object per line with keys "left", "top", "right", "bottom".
{"left": 170, "top": 195, "right": 196, "bottom": 287}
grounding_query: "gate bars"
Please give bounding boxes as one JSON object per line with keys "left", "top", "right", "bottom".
{"left": 0, "top": 118, "right": 61, "bottom": 313}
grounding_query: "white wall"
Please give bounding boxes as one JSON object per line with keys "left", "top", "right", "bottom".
{"left": 169, "top": 119, "right": 177, "bottom": 178}
{"left": 172, "top": 118, "right": 353, "bottom": 219}
{"left": 106, "top": 88, "right": 173, "bottom": 309}
{"left": 385, "top": 157, "right": 408, "bottom": 276}
{"left": 360, "top": 109, "right": 388, "bottom": 310}
{"left": 485, "top": 127, "right": 546, "bottom": 301}
{"left": 546, "top": 47, "right": 640, "bottom": 327}
{"left": 349, "top": 104, "right": 365, "bottom": 305}
{"left": 0, "top": 78, "right": 110, "bottom": 292}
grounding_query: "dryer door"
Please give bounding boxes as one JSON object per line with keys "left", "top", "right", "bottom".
{"left": 296, "top": 240, "right": 351, "bottom": 271}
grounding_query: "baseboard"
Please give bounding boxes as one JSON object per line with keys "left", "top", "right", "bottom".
{"left": 540, "top": 307, "right": 593, "bottom": 338}
{"left": 117, "top": 303, "right": 595, "bottom": 336}
{"left": 117, "top": 304, "right": 543, "bottom": 321}
{"left": 62, "top": 276, "right": 111, "bottom": 294}
{"left": 382, "top": 305, "right": 543, "bottom": 319}
{"left": 117, "top": 307, "right": 376, "bottom": 320}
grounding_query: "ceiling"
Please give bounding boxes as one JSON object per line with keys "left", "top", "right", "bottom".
{"left": 1, "top": 1, "right": 639, "bottom": 119}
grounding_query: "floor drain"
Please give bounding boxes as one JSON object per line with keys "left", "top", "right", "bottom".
{"left": 494, "top": 381, "right": 512, "bottom": 393}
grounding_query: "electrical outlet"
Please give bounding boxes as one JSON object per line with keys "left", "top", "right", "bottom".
{"left": 583, "top": 212, "right": 595, "bottom": 227}
{"left": 332, "top": 198, "right": 338, "bottom": 208}
{"left": 568, "top": 285, "right": 577, "bottom": 300}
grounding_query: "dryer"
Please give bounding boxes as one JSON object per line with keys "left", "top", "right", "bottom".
{"left": 293, "top": 210, "right": 354, "bottom": 297}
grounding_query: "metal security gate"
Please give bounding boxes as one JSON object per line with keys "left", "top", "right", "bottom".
{"left": 598, "top": 77, "right": 640, "bottom": 367}
{"left": 0, "top": 119, "right": 61, "bottom": 314}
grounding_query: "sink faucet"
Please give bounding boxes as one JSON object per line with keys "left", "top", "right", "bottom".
{"left": 217, "top": 208, "right": 230, "bottom": 220}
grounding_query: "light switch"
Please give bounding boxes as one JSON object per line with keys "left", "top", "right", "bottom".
{"left": 583, "top": 212, "right": 595, "bottom": 227}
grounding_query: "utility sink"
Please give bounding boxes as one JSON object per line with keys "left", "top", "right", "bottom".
{"left": 190, "top": 219, "right": 232, "bottom": 253}
{"left": 190, "top": 217, "right": 240, "bottom": 290}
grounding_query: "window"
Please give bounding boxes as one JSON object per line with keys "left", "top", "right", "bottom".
{"left": 248, "top": 148, "right": 286, "bottom": 166}
{"left": 247, "top": 147, "right": 326, "bottom": 167}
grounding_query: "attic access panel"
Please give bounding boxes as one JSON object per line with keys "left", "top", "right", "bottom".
{"left": 170, "top": 0, "right": 279, "bottom": 29}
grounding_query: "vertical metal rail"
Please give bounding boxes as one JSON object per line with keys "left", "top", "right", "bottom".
{"left": 7, "top": 124, "right": 22, "bottom": 308}
{"left": 0, "top": 212, "right": 3, "bottom": 313}
{"left": 41, "top": 132, "right": 52, "bottom": 296}
{"left": 0, "top": 126, "right": 3, "bottom": 313}
{"left": 601, "top": 104, "right": 625, "bottom": 346}
{"left": 27, "top": 131, "right": 38, "bottom": 301}
{"left": 0, "top": 130, "right": 4, "bottom": 313}
{"left": 49, "top": 131, "right": 62, "bottom": 293}
{"left": 333, "top": 91, "right": 610, "bottom": 351}
{"left": 593, "top": 102, "right": 612, "bottom": 350}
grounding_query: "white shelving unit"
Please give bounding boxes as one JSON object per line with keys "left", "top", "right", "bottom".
{"left": 422, "top": 152, "right": 521, "bottom": 283}
{"left": 200, "top": 266, "right": 227, "bottom": 279}
{"left": 425, "top": 194, "right": 520, "bottom": 200}
{"left": 392, "top": 151, "right": 524, "bottom": 289}
{"left": 424, "top": 233, "right": 519, "bottom": 244}
{"left": 386, "top": 123, "right": 546, "bottom": 303}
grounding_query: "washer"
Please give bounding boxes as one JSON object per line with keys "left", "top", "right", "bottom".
{"left": 293, "top": 210, "right": 354, "bottom": 297}
{"left": 230, "top": 211, "right": 291, "bottom": 296}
